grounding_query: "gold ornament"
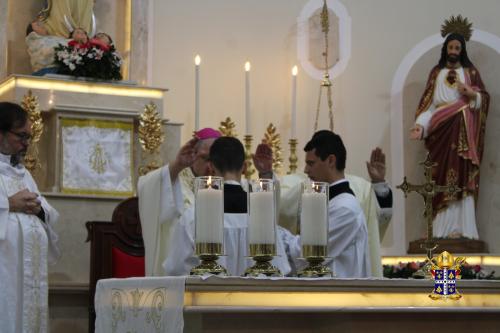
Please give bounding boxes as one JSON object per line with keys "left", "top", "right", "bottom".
{"left": 21, "top": 90, "right": 43, "bottom": 173}
{"left": 138, "top": 102, "right": 165, "bottom": 176}
{"left": 262, "top": 123, "right": 283, "bottom": 173}
{"left": 441, "top": 15, "right": 473, "bottom": 41}
{"left": 218, "top": 117, "right": 238, "bottom": 137}
{"left": 314, "top": 0, "right": 334, "bottom": 131}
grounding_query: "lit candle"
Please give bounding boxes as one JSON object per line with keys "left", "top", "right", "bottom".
{"left": 195, "top": 179, "right": 224, "bottom": 244}
{"left": 300, "top": 191, "right": 328, "bottom": 246}
{"left": 194, "top": 55, "right": 201, "bottom": 131}
{"left": 248, "top": 183, "right": 275, "bottom": 244}
{"left": 245, "top": 61, "right": 251, "bottom": 135}
{"left": 291, "top": 65, "right": 298, "bottom": 138}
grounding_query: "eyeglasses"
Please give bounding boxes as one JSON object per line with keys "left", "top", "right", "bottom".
{"left": 8, "top": 131, "right": 32, "bottom": 143}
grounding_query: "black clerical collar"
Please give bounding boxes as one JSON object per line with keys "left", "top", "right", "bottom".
{"left": 329, "top": 180, "right": 355, "bottom": 200}
{"left": 224, "top": 184, "right": 247, "bottom": 214}
{"left": 0, "top": 152, "right": 19, "bottom": 167}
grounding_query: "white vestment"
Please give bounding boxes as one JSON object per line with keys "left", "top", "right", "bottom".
{"left": 278, "top": 173, "right": 385, "bottom": 277}
{"left": 138, "top": 165, "right": 183, "bottom": 276}
{"left": 163, "top": 181, "right": 291, "bottom": 276}
{"left": 0, "top": 154, "right": 59, "bottom": 333}
{"left": 283, "top": 179, "right": 371, "bottom": 278}
{"left": 415, "top": 68, "right": 480, "bottom": 239}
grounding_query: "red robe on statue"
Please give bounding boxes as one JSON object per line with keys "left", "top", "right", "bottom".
{"left": 416, "top": 65, "right": 490, "bottom": 217}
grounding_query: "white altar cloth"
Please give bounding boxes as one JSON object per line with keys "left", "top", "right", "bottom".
{"left": 94, "top": 276, "right": 186, "bottom": 333}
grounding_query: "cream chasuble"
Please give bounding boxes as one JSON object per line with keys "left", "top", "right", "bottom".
{"left": 138, "top": 166, "right": 198, "bottom": 276}
{"left": 0, "top": 154, "right": 59, "bottom": 333}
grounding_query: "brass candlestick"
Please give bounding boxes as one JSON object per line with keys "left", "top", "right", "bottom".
{"left": 244, "top": 134, "right": 255, "bottom": 180}
{"left": 298, "top": 245, "right": 332, "bottom": 278}
{"left": 245, "top": 244, "right": 281, "bottom": 277}
{"left": 288, "top": 138, "right": 298, "bottom": 174}
{"left": 190, "top": 242, "right": 227, "bottom": 276}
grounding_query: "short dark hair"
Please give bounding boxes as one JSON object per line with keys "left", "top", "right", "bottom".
{"left": 209, "top": 136, "right": 245, "bottom": 173}
{"left": 304, "top": 130, "right": 346, "bottom": 170}
{"left": 0, "top": 102, "right": 28, "bottom": 132}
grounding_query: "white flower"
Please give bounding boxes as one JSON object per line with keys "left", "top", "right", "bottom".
{"left": 69, "top": 63, "right": 76, "bottom": 71}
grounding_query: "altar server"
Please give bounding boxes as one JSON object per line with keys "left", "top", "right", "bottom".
{"left": 283, "top": 130, "right": 371, "bottom": 278}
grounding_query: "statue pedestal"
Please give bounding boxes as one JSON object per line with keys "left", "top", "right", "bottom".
{"left": 408, "top": 238, "right": 488, "bottom": 254}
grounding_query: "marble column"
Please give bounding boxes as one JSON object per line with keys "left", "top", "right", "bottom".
{"left": 130, "top": 0, "right": 151, "bottom": 85}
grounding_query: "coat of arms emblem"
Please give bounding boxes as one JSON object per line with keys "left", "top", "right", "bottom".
{"left": 429, "top": 251, "right": 466, "bottom": 300}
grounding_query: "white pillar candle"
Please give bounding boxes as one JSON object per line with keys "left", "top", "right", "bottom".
{"left": 194, "top": 55, "right": 201, "bottom": 131}
{"left": 245, "top": 61, "right": 251, "bottom": 135}
{"left": 291, "top": 65, "right": 298, "bottom": 138}
{"left": 248, "top": 191, "right": 275, "bottom": 244}
{"left": 300, "top": 192, "right": 328, "bottom": 246}
{"left": 195, "top": 187, "right": 223, "bottom": 243}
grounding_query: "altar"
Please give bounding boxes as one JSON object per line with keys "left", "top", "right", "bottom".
{"left": 95, "top": 276, "right": 500, "bottom": 333}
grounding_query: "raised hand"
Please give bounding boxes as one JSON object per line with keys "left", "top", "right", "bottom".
{"left": 366, "top": 147, "right": 386, "bottom": 183}
{"left": 170, "top": 137, "right": 199, "bottom": 181}
{"left": 252, "top": 143, "right": 273, "bottom": 177}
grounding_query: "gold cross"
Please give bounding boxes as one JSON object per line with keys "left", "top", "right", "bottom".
{"left": 397, "top": 153, "right": 461, "bottom": 275}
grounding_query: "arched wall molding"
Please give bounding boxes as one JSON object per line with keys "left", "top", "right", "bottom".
{"left": 297, "top": 0, "right": 351, "bottom": 80}
{"left": 387, "top": 29, "right": 500, "bottom": 255}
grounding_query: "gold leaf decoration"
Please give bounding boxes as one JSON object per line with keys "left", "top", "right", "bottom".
{"left": 219, "top": 117, "right": 238, "bottom": 137}
{"left": 21, "top": 90, "right": 43, "bottom": 172}
{"left": 441, "top": 15, "right": 473, "bottom": 41}
{"left": 262, "top": 123, "right": 283, "bottom": 173}
{"left": 138, "top": 102, "right": 164, "bottom": 175}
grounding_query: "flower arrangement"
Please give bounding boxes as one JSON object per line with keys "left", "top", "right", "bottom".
{"left": 54, "top": 39, "right": 122, "bottom": 81}
{"left": 383, "top": 261, "right": 499, "bottom": 280}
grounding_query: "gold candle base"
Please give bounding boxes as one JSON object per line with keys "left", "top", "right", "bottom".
{"left": 190, "top": 242, "right": 227, "bottom": 276}
{"left": 244, "top": 135, "right": 255, "bottom": 180}
{"left": 288, "top": 138, "right": 298, "bottom": 174}
{"left": 299, "top": 245, "right": 332, "bottom": 278}
{"left": 245, "top": 244, "right": 282, "bottom": 277}
{"left": 245, "top": 255, "right": 282, "bottom": 277}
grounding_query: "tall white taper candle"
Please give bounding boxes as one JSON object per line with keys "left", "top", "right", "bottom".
{"left": 291, "top": 65, "right": 298, "bottom": 138}
{"left": 194, "top": 55, "right": 201, "bottom": 131}
{"left": 245, "top": 61, "right": 251, "bottom": 135}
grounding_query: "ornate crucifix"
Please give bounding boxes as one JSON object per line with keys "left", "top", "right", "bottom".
{"left": 397, "top": 153, "right": 461, "bottom": 277}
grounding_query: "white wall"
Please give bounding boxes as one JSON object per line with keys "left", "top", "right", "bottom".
{"left": 151, "top": 0, "right": 500, "bottom": 254}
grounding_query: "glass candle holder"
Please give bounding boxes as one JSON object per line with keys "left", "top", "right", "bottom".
{"left": 299, "top": 180, "right": 331, "bottom": 277}
{"left": 245, "top": 179, "right": 281, "bottom": 277}
{"left": 191, "top": 176, "right": 226, "bottom": 275}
